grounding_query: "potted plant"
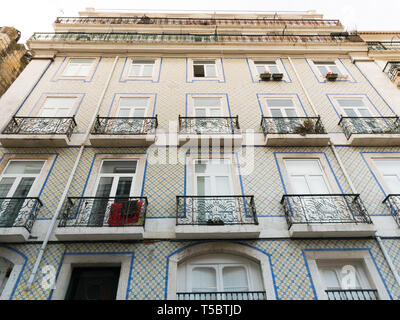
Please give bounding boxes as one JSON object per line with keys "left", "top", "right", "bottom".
{"left": 294, "top": 119, "right": 325, "bottom": 136}
{"left": 207, "top": 218, "right": 224, "bottom": 225}
{"left": 259, "top": 72, "right": 271, "bottom": 81}
{"left": 272, "top": 73, "right": 284, "bottom": 81}
{"left": 326, "top": 72, "right": 338, "bottom": 81}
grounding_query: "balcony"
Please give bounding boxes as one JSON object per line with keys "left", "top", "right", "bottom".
{"left": 382, "top": 194, "right": 400, "bottom": 227}
{"left": 55, "top": 16, "right": 342, "bottom": 28}
{"left": 0, "top": 116, "right": 77, "bottom": 147}
{"left": 325, "top": 289, "right": 378, "bottom": 300}
{"left": 178, "top": 116, "right": 242, "bottom": 146}
{"left": 29, "top": 32, "right": 359, "bottom": 45}
{"left": 0, "top": 197, "right": 42, "bottom": 242}
{"left": 177, "top": 291, "right": 266, "bottom": 300}
{"left": 383, "top": 62, "right": 400, "bottom": 88}
{"left": 281, "top": 194, "right": 375, "bottom": 237}
{"left": 261, "top": 117, "right": 330, "bottom": 146}
{"left": 175, "top": 195, "right": 260, "bottom": 239}
{"left": 89, "top": 115, "right": 158, "bottom": 147}
{"left": 338, "top": 116, "right": 400, "bottom": 146}
{"left": 56, "top": 196, "right": 148, "bottom": 241}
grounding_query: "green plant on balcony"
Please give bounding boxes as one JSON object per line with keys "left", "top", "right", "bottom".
{"left": 326, "top": 72, "right": 338, "bottom": 81}
{"left": 272, "top": 73, "right": 284, "bottom": 81}
{"left": 207, "top": 218, "right": 224, "bottom": 225}
{"left": 294, "top": 119, "right": 325, "bottom": 136}
{"left": 259, "top": 72, "right": 271, "bottom": 81}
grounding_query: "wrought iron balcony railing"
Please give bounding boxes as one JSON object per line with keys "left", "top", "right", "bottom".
{"left": 338, "top": 116, "right": 400, "bottom": 139}
{"left": 178, "top": 116, "right": 240, "bottom": 135}
{"left": 281, "top": 194, "right": 372, "bottom": 228}
{"left": 55, "top": 16, "right": 342, "bottom": 27}
{"left": 177, "top": 291, "right": 266, "bottom": 300}
{"left": 0, "top": 197, "right": 42, "bottom": 232}
{"left": 383, "top": 61, "right": 400, "bottom": 81}
{"left": 368, "top": 41, "right": 400, "bottom": 51}
{"left": 261, "top": 116, "right": 326, "bottom": 135}
{"left": 58, "top": 197, "right": 148, "bottom": 228}
{"left": 176, "top": 195, "right": 258, "bottom": 226}
{"left": 325, "top": 289, "right": 378, "bottom": 300}
{"left": 29, "top": 32, "right": 358, "bottom": 44}
{"left": 91, "top": 115, "right": 158, "bottom": 135}
{"left": 383, "top": 194, "right": 400, "bottom": 227}
{"left": 2, "top": 116, "right": 77, "bottom": 140}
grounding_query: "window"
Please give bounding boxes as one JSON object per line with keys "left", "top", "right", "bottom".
{"left": 194, "top": 159, "right": 233, "bottom": 196}
{"left": 193, "top": 60, "right": 217, "bottom": 78}
{"left": 128, "top": 60, "right": 155, "bottom": 77}
{"left": 265, "top": 98, "right": 298, "bottom": 117}
{"left": 0, "top": 257, "right": 13, "bottom": 297}
{"left": 313, "top": 61, "right": 342, "bottom": 77}
{"left": 337, "top": 98, "right": 372, "bottom": 118}
{"left": 63, "top": 58, "right": 95, "bottom": 77}
{"left": 0, "top": 160, "right": 45, "bottom": 227}
{"left": 193, "top": 97, "right": 222, "bottom": 117}
{"left": 254, "top": 61, "right": 280, "bottom": 75}
{"left": 284, "top": 159, "right": 331, "bottom": 194}
{"left": 65, "top": 267, "right": 121, "bottom": 300}
{"left": 117, "top": 97, "right": 148, "bottom": 117}
{"left": 38, "top": 97, "right": 76, "bottom": 117}
{"left": 89, "top": 160, "right": 138, "bottom": 227}
{"left": 373, "top": 159, "right": 400, "bottom": 193}
{"left": 177, "top": 253, "right": 264, "bottom": 299}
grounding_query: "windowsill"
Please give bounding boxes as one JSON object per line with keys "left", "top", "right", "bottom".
{"left": 55, "top": 226, "right": 145, "bottom": 241}
{"left": 175, "top": 224, "right": 261, "bottom": 239}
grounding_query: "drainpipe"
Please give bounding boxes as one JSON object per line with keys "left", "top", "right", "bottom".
{"left": 290, "top": 54, "right": 400, "bottom": 289}
{"left": 26, "top": 56, "right": 119, "bottom": 290}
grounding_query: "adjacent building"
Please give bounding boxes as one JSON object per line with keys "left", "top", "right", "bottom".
{"left": 0, "top": 8, "right": 400, "bottom": 300}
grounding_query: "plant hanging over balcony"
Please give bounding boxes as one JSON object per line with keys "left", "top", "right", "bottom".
{"left": 294, "top": 119, "right": 325, "bottom": 136}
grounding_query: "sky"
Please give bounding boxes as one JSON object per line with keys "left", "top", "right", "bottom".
{"left": 1, "top": 0, "right": 400, "bottom": 42}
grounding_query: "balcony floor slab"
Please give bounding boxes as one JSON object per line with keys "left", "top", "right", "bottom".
{"left": 89, "top": 134, "right": 156, "bottom": 147}
{"left": 0, "top": 134, "right": 71, "bottom": 147}
{"left": 0, "top": 227, "right": 30, "bottom": 242}
{"left": 347, "top": 134, "right": 400, "bottom": 146}
{"left": 175, "top": 224, "right": 260, "bottom": 239}
{"left": 55, "top": 226, "right": 144, "bottom": 241}
{"left": 289, "top": 223, "right": 377, "bottom": 238}
{"left": 264, "top": 134, "right": 330, "bottom": 147}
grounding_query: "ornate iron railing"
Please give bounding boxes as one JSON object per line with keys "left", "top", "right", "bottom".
{"left": 91, "top": 115, "right": 158, "bottom": 135}
{"left": 383, "top": 62, "right": 400, "bottom": 81}
{"left": 368, "top": 41, "right": 400, "bottom": 51}
{"left": 177, "top": 291, "right": 266, "bottom": 300}
{"left": 281, "top": 194, "right": 372, "bottom": 228}
{"left": 178, "top": 116, "right": 240, "bottom": 135}
{"left": 383, "top": 194, "right": 400, "bottom": 227}
{"left": 338, "top": 116, "right": 400, "bottom": 139}
{"left": 29, "top": 32, "right": 358, "bottom": 44}
{"left": 55, "top": 16, "right": 342, "bottom": 27}
{"left": 261, "top": 116, "right": 326, "bottom": 135}
{"left": 0, "top": 197, "right": 42, "bottom": 232}
{"left": 2, "top": 116, "right": 77, "bottom": 140}
{"left": 176, "top": 195, "right": 258, "bottom": 225}
{"left": 58, "top": 197, "right": 148, "bottom": 228}
{"left": 325, "top": 289, "right": 378, "bottom": 300}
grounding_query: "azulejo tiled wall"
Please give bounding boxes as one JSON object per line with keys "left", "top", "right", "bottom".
{"left": 4, "top": 239, "right": 400, "bottom": 300}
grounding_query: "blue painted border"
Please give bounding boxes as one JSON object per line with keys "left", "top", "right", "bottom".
{"left": 246, "top": 58, "right": 292, "bottom": 84}
{"left": 305, "top": 58, "right": 357, "bottom": 84}
{"left": 119, "top": 57, "right": 163, "bottom": 83}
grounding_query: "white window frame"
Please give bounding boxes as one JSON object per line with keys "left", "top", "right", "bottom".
{"left": 276, "top": 154, "right": 341, "bottom": 195}
{"left": 333, "top": 96, "right": 375, "bottom": 118}
{"left": 115, "top": 96, "right": 150, "bottom": 118}
{"left": 0, "top": 248, "right": 25, "bottom": 300}
{"left": 309, "top": 59, "right": 349, "bottom": 81}
{"left": 305, "top": 250, "right": 390, "bottom": 300}
{"left": 110, "top": 94, "right": 154, "bottom": 118}
{"left": 249, "top": 59, "right": 287, "bottom": 81}
{"left": 188, "top": 94, "right": 228, "bottom": 117}
{"left": 188, "top": 58, "right": 224, "bottom": 82}
{"left": 38, "top": 96, "right": 77, "bottom": 118}
{"left": 35, "top": 94, "right": 81, "bottom": 118}
{"left": 263, "top": 96, "right": 303, "bottom": 118}
{"left": 58, "top": 57, "right": 99, "bottom": 81}
{"left": 121, "top": 57, "right": 161, "bottom": 81}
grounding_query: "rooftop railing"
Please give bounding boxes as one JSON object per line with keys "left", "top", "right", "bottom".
{"left": 55, "top": 16, "right": 342, "bottom": 27}
{"left": 2, "top": 116, "right": 77, "bottom": 140}
{"left": 368, "top": 41, "right": 400, "bottom": 51}
{"left": 281, "top": 194, "right": 372, "bottom": 228}
{"left": 338, "top": 116, "right": 400, "bottom": 140}
{"left": 29, "top": 32, "right": 361, "bottom": 44}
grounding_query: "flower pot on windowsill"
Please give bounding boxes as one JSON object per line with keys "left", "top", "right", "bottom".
{"left": 272, "top": 73, "right": 284, "bottom": 81}
{"left": 259, "top": 72, "right": 271, "bottom": 81}
{"left": 325, "top": 72, "right": 338, "bottom": 81}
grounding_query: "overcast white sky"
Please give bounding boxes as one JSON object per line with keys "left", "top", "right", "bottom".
{"left": 1, "top": 0, "right": 400, "bottom": 42}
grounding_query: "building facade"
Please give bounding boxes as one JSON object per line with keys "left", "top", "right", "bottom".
{"left": 0, "top": 27, "right": 30, "bottom": 97}
{"left": 0, "top": 9, "right": 400, "bottom": 300}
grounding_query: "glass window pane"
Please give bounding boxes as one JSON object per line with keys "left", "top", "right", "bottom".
{"left": 100, "top": 161, "right": 137, "bottom": 174}
{"left": 256, "top": 65, "right": 266, "bottom": 75}
{"left": 321, "top": 269, "right": 340, "bottom": 289}
{"left": 142, "top": 64, "right": 154, "bottom": 76}
{"left": 4, "top": 161, "right": 44, "bottom": 174}
{"left": 329, "top": 65, "right": 341, "bottom": 75}
{"left": 205, "top": 64, "right": 217, "bottom": 77}
{"left": 95, "top": 177, "right": 113, "bottom": 198}
{"left": 194, "top": 98, "right": 221, "bottom": 107}
{"left": 0, "top": 178, "right": 15, "bottom": 197}
{"left": 117, "top": 108, "right": 131, "bottom": 117}
{"left": 192, "top": 267, "right": 217, "bottom": 292}
{"left": 337, "top": 99, "right": 365, "bottom": 107}
{"left": 290, "top": 176, "right": 310, "bottom": 194}
{"left": 270, "top": 109, "right": 283, "bottom": 117}
{"left": 266, "top": 99, "right": 294, "bottom": 107}
{"left": 268, "top": 65, "right": 280, "bottom": 74}
{"left": 383, "top": 175, "right": 400, "bottom": 194}
{"left": 222, "top": 266, "right": 249, "bottom": 291}
{"left": 12, "top": 178, "right": 35, "bottom": 197}
{"left": 133, "top": 109, "right": 146, "bottom": 117}
{"left": 193, "top": 65, "right": 205, "bottom": 77}
{"left": 197, "top": 176, "right": 210, "bottom": 196}
{"left": 343, "top": 109, "right": 358, "bottom": 117}
{"left": 42, "top": 97, "right": 76, "bottom": 109}
{"left": 129, "top": 64, "right": 141, "bottom": 76}
{"left": 285, "top": 109, "right": 298, "bottom": 117}
{"left": 359, "top": 108, "right": 372, "bottom": 117}
{"left": 215, "top": 176, "right": 231, "bottom": 195}
{"left": 115, "top": 177, "right": 133, "bottom": 198}
{"left": 308, "top": 175, "right": 330, "bottom": 194}
{"left": 119, "top": 98, "right": 148, "bottom": 108}
{"left": 209, "top": 108, "right": 221, "bottom": 117}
